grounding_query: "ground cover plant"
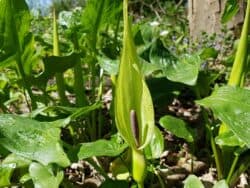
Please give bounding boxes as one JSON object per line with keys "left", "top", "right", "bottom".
{"left": 0, "top": 0, "right": 250, "bottom": 187}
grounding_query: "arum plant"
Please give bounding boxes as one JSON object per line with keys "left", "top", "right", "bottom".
{"left": 53, "top": 7, "right": 69, "bottom": 106}
{"left": 115, "top": 0, "right": 155, "bottom": 187}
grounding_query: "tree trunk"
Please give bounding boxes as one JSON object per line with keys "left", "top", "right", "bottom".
{"left": 188, "top": 0, "right": 245, "bottom": 39}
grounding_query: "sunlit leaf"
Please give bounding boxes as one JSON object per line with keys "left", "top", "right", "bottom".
{"left": 78, "top": 135, "right": 128, "bottom": 159}
{"left": 29, "top": 162, "right": 64, "bottom": 188}
{"left": 183, "top": 175, "right": 204, "bottom": 188}
{"left": 149, "top": 39, "right": 201, "bottom": 85}
{"left": 213, "top": 180, "right": 228, "bottom": 188}
{"left": 197, "top": 86, "right": 250, "bottom": 147}
{"left": 215, "top": 130, "right": 245, "bottom": 147}
{"left": 159, "top": 115, "right": 194, "bottom": 143}
{"left": 0, "top": 114, "right": 70, "bottom": 167}
{"left": 0, "top": 154, "right": 31, "bottom": 187}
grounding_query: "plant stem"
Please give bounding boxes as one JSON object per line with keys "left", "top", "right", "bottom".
{"left": 154, "top": 168, "right": 165, "bottom": 188}
{"left": 72, "top": 32, "right": 87, "bottom": 107}
{"left": 209, "top": 128, "right": 223, "bottom": 179}
{"left": 132, "top": 149, "right": 146, "bottom": 188}
{"left": 74, "top": 62, "right": 86, "bottom": 106}
{"left": 53, "top": 8, "right": 69, "bottom": 106}
{"left": 195, "top": 87, "right": 223, "bottom": 179}
{"left": 226, "top": 155, "right": 239, "bottom": 184}
{"left": 16, "top": 51, "right": 37, "bottom": 110}
{"left": 202, "top": 108, "right": 223, "bottom": 179}
{"left": 229, "top": 153, "right": 250, "bottom": 187}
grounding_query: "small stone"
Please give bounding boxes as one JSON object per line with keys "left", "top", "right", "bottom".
{"left": 71, "top": 162, "right": 84, "bottom": 170}
{"left": 167, "top": 174, "right": 186, "bottom": 181}
{"left": 183, "top": 111, "right": 192, "bottom": 117}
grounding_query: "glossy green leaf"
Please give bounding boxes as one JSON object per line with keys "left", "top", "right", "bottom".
{"left": 0, "top": 154, "right": 31, "bottom": 187}
{"left": 200, "top": 47, "right": 218, "bottom": 59}
{"left": 78, "top": 135, "right": 128, "bottom": 159}
{"left": 213, "top": 180, "right": 228, "bottom": 188}
{"left": 144, "top": 127, "right": 164, "bottom": 159}
{"left": 98, "top": 56, "right": 119, "bottom": 75}
{"left": 29, "top": 162, "right": 64, "bottom": 188}
{"left": 149, "top": 39, "right": 201, "bottom": 85}
{"left": 115, "top": 0, "right": 155, "bottom": 149}
{"left": 183, "top": 175, "right": 204, "bottom": 188}
{"left": 159, "top": 115, "right": 194, "bottom": 143}
{"left": 221, "top": 0, "right": 239, "bottom": 24}
{"left": 215, "top": 130, "right": 245, "bottom": 147}
{"left": 0, "top": 114, "right": 70, "bottom": 167}
{"left": 197, "top": 86, "right": 250, "bottom": 147}
{"left": 163, "top": 54, "right": 201, "bottom": 86}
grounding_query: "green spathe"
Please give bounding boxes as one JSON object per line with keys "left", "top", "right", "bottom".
{"left": 114, "top": 0, "right": 154, "bottom": 150}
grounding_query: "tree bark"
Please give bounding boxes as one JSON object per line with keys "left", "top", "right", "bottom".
{"left": 188, "top": 0, "right": 245, "bottom": 39}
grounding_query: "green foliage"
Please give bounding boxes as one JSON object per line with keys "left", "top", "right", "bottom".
{"left": 29, "top": 163, "right": 64, "bottom": 188}
{"left": 197, "top": 86, "right": 250, "bottom": 147}
{"left": 221, "top": 0, "right": 239, "bottom": 24}
{"left": 0, "top": 154, "right": 31, "bottom": 186}
{"left": 183, "top": 175, "right": 204, "bottom": 188}
{"left": 213, "top": 180, "right": 229, "bottom": 188}
{"left": 215, "top": 131, "right": 245, "bottom": 147}
{"left": 184, "top": 175, "right": 229, "bottom": 188}
{"left": 144, "top": 127, "right": 164, "bottom": 159}
{"left": 0, "top": 0, "right": 30, "bottom": 60}
{"left": 77, "top": 135, "right": 128, "bottom": 159}
{"left": 0, "top": 114, "right": 70, "bottom": 167}
{"left": 0, "top": 0, "right": 250, "bottom": 187}
{"left": 159, "top": 115, "right": 194, "bottom": 143}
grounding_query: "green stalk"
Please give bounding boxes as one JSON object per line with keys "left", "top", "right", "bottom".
{"left": 91, "top": 0, "right": 106, "bottom": 52}
{"left": 74, "top": 62, "right": 86, "bottom": 106}
{"left": 229, "top": 154, "right": 250, "bottom": 186}
{"left": 53, "top": 8, "right": 69, "bottom": 106}
{"left": 153, "top": 168, "right": 165, "bottom": 188}
{"left": 97, "top": 69, "right": 104, "bottom": 138}
{"left": 226, "top": 155, "right": 239, "bottom": 184}
{"left": 204, "top": 112, "right": 223, "bottom": 179}
{"left": 16, "top": 51, "right": 37, "bottom": 110}
{"left": 87, "top": 0, "right": 106, "bottom": 140}
{"left": 195, "top": 88, "right": 223, "bottom": 179}
{"left": 132, "top": 149, "right": 146, "bottom": 188}
{"left": 72, "top": 32, "right": 87, "bottom": 107}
